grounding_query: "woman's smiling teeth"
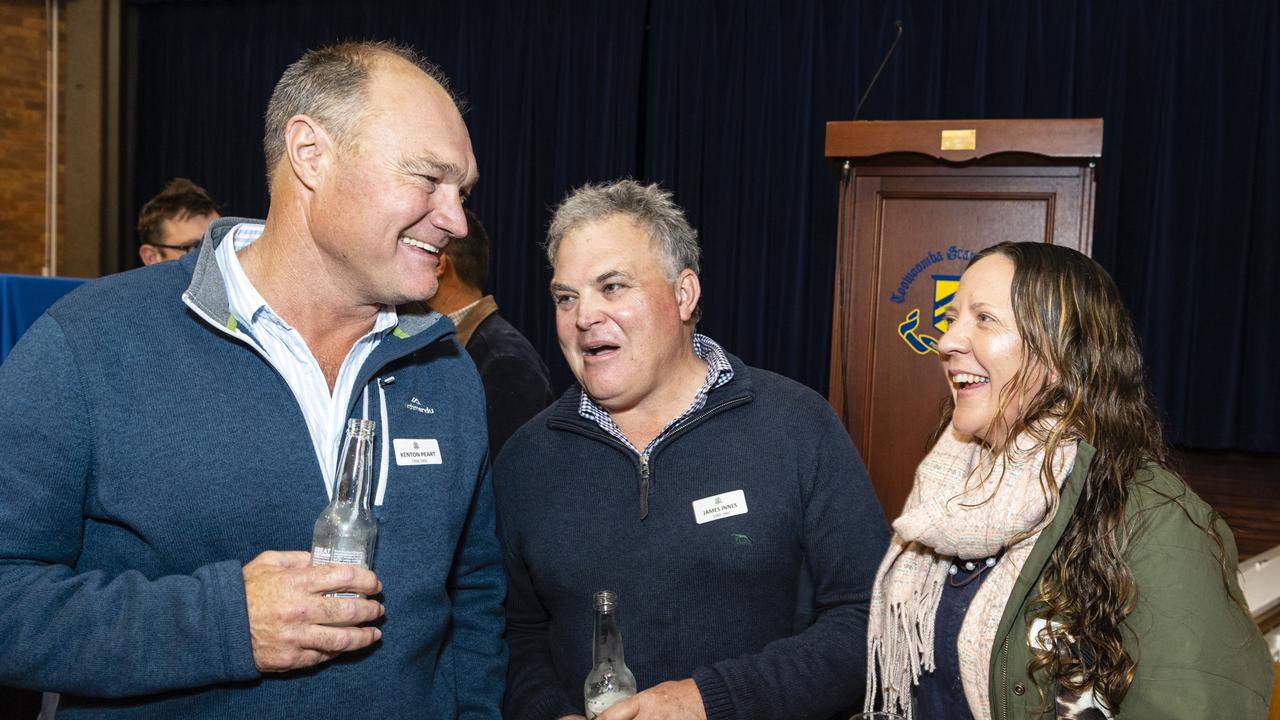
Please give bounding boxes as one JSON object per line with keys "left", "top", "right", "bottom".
{"left": 953, "top": 372, "right": 990, "bottom": 387}
{"left": 400, "top": 236, "right": 439, "bottom": 254}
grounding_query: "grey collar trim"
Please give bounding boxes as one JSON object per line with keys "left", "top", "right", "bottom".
{"left": 182, "top": 215, "right": 249, "bottom": 326}
{"left": 181, "top": 216, "right": 445, "bottom": 339}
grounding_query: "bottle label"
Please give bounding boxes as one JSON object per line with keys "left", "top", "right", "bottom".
{"left": 311, "top": 547, "right": 367, "bottom": 566}
{"left": 585, "top": 690, "right": 633, "bottom": 718}
{"left": 311, "top": 547, "right": 369, "bottom": 599}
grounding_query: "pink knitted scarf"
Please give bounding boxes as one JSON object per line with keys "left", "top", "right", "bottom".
{"left": 864, "top": 424, "right": 1077, "bottom": 720}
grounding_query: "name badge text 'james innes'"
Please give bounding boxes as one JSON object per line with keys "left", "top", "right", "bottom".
{"left": 692, "top": 490, "right": 748, "bottom": 524}
{"left": 393, "top": 438, "right": 442, "bottom": 466}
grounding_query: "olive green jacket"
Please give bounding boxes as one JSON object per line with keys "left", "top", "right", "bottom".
{"left": 988, "top": 442, "right": 1273, "bottom": 718}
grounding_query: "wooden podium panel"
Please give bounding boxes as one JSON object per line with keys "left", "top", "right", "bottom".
{"left": 826, "top": 120, "right": 1101, "bottom": 519}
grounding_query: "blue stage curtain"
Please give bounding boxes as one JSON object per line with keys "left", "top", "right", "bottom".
{"left": 127, "top": 0, "right": 1280, "bottom": 452}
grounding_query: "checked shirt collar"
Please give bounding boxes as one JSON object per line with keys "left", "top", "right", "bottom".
{"left": 577, "top": 333, "right": 734, "bottom": 457}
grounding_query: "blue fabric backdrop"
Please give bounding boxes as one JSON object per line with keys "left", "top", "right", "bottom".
{"left": 0, "top": 275, "right": 86, "bottom": 364}
{"left": 125, "top": 0, "right": 1280, "bottom": 452}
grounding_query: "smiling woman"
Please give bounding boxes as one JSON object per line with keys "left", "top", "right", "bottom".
{"left": 863, "top": 242, "right": 1273, "bottom": 720}
{"left": 936, "top": 253, "right": 1044, "bottom": 449}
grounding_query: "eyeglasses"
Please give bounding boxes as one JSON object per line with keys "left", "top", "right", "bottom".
{"left": 146, "top": 239, "right": 202, "bottom": 254}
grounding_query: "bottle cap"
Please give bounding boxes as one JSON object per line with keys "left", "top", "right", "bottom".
{"left": 592, "top": 590, "right": 617, "bottom": 611}
{"left": 347, "top": 418, "right": 376, "bottom": 439}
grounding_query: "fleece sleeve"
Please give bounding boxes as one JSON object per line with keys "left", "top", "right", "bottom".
{"left": 499, "top": 539, "right": 582, "bottom": 720}
{"left": 691, "top": 412, "right": 891, "bottom": 720}
{"left": 0, "top": 315, "right": 259, "bottom": 697}
{"left": 493, "top": 443, "right": 580, "bottom": 720}
{"left": 444, "top": 454, "right": 510, "bottom": 719}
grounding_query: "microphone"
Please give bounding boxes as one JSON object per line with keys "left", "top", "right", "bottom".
{"left": 852, "top": 20, "right": 904, "bottom": 120}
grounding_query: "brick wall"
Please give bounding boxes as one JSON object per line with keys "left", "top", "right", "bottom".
{"left": 0, "top": 1, "right": 65, "bottom": 276}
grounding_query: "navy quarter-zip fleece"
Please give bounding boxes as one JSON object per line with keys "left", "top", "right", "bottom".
{"left": 495, "top": 354, "right": 890, "bottom": 720}
{"left": 0, "top": 218, "right": 506, "bottom": 718}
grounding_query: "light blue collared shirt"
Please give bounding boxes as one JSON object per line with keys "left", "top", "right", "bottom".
{"left": 215, "top": 222, "right": 398, "bottom": 498}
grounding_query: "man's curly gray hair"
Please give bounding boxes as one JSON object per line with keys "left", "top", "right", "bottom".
{"left": 545, "top": 180, "right": 701, "bottom": 282}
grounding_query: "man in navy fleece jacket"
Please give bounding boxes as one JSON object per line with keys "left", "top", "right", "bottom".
{"left": 0, "top": 42, "right": 505, "bottom": 717}
{"left": 494, "top": 180, "right": 889, "bottom": 720}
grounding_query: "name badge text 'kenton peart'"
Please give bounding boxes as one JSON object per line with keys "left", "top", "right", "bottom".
{"left": 393, "top": 438, "right": 442, "bottom": 466}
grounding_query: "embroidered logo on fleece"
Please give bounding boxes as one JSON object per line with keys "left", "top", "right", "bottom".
{"left": 406, "top": 396, "right": 435, "bottom": 414}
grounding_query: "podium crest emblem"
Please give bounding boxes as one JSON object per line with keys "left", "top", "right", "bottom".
{"left": 897, "top": 274, "right": 960, "bottom": 356}
{"left": 932, "top": 275, "right": 960, "bottom": 334}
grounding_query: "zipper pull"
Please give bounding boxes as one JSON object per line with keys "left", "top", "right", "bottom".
{"left": 638, "top": 455, "right": 650, "bottom": 520}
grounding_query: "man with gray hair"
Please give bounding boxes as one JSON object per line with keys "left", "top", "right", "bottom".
{"left": 0, "top": 42, "right": 504, "bottom": 717}
{"left": 494, "top": 180, "right": 889, "bottom": 720}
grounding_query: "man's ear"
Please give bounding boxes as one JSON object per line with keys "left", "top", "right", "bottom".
{"left": 139, "top": 245, "right": 160, "bottom": 266}
{"left": 675, "top": 268, "right": 701, "bottom": 322}
{"left": 283, "top": 114, "right": 333, "bottom": 192}
{"left": 435, "top": 252, "right": 450, "bottom": 279}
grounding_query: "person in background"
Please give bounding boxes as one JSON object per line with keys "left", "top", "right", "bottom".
{"left": 0, "top": 41, "right": 505, "bottom": 718}
{"left": 864, "top": 241, "right": 1272, "bottom": 720}
{"left": 495, "top": 179, "right": 889, "bottom": 720}
{"left": 430, "top": 208, "right": 555, "bottom": 458}
{"left": 137, "top": 177, "right": 222, "bottom": 265}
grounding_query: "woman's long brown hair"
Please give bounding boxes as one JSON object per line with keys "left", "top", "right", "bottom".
{"left": 935, "top": 242, "right": 1232, "bottom": 710}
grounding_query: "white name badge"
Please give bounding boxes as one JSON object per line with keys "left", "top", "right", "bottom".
{"left": 692, "top": 489, "right": 748, "bottom": 524}
{"left": 393, "top": 438, "right": 442, "bottom": 466}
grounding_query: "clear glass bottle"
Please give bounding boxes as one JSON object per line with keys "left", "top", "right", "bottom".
{"left": 310, "top": 418, "right": 378, "bottom": 598}
{"left": 583, "top": 590, "right": 637, "bottom": 718}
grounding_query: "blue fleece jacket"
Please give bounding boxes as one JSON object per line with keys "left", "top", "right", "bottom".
{"left": 0, "top": 218, "right": 506, "bottom": 718}
{"left": 495, "top": 355, "right": 890, "bottom": 720}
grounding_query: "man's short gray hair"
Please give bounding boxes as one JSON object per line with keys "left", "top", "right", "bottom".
{"left": 263, "top": 41, "right": 460, "bottom": 189}
{"left": 545, "top": 180, "right": 701, "bottom": 280}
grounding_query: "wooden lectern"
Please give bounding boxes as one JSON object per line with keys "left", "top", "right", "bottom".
{"left": 824, "top": 119, "right": 1102, "bottom": 519}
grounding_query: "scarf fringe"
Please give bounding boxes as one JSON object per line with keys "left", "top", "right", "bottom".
{"left": 864, "top": 425, "right": 1077, "bottom": 720}
{"left": 867, "top": 550, "right": 950, "bottom": 720}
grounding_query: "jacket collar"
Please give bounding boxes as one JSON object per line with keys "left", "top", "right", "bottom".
{"left": 986, "top": 440, "right": 1097, "bottom": 706}
{"left": 450, "top": 295, "right": 499, "bottom": 347}
{"left": 546, "top": 351, "right": 755, "bottom": 432}
{"left": 181, "top": 216, "right": 454, "bottom": 353}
